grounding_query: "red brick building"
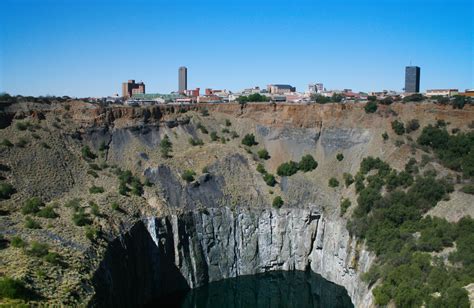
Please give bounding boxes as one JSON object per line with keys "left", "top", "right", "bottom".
{"left": 122, "top": 80, "right": 145, "bottom": 98}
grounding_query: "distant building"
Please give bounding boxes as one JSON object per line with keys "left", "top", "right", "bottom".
{"left": 179, "top": 66, "right": 187, "bottom": 94}
{"left": 122, "top": 80, "right": 145, "bottom": 98}
{"left": 425, "top": 89, "right": 459, "bottom": 97}
{"left": 405, "top": 66, "right": 420, "bottom": 93}
{"left": 184, "top": 88, "right": 200, "bottom": 97}
{"left": 309, "top": 83, "right": 324, "bottom": 93}
{"left": 461, "top": 89, "right": 474, "bottom": 97}
{"left": 267, "top": 84, "right": 296, "bottom": 94}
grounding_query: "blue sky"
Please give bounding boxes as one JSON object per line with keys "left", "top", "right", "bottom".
{"left": 1, "top": 0, "right": 472, "bottom": 97}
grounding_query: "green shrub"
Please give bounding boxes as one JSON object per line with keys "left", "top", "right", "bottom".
{"left": 119, "top": 182, "right": 129, "bottom": 195}
{"left": 403, "top": 93, "right": 425, "bottom": 102}
{"left": 382, "top": 132, "right": 389, "bottom": 141}
{"left": 256, "top": 163, "right": 266, "bottom": 174}
{"left": 81, "top": 146, "right": 97, "bottom": 160}
{"left": 160, "top": 135, "right": 172, "bottom": 158}
{"left": 22, "top": 197, "right": 43, "bottom": 215}
{"left": 220, "top": 136, "right": 226, "bottom": 144}
{"left": 328, "top": 178, "right": 340, "bottom": 187}
{"left": 89, "top": 202, "right": 100, "bottom": 216}
{"left": 44, "top": 252, "right": 62, "bottom": 265}
{"left": 15, "top": 137, "right": 29, "bottom": 147}
{"left": 391, "top": 120, "right": 405, "bottom": 135}
{"left": 277, "top": 161, "right": 299, "bottom": 177}
{"left": 340, "top": 198, "right": 351, "bottom": 215}
{"left": 336, "top": 153, "right": 344, "bottom": 161}
{"left": 460, "top": 184, "right": 474, "bottom": 195}
{"left": 0, "top": 182, "right": 15, "bottom": 199}
{"left": 0, "top": 277, "right": 30, "bottom": 300}
{"left": 111, "top": 202, "right": 120, "bottom": 211}
{"left": 241, "top": 134, "right": 257, "bottom": 146}
{"left": 85, "top": 226, "right": 98, "bottom": 241}
{"left": 15, "top": 121, "right": 30, "bottom": 131}
{"left": 405, "top": 158, "right": 419, "bottom": 174}
{"left": 230, "top": 131, "right": 239, "bottom": 139}
{"left": 130, "top": 178, "right": 143, "bottom": 196}
{"left": 182, "top": 170, "right": 196, "bottom": 182}
{"left": 298, "top": 154, "right": 318, "bottom": 172}
{"left": 406, "top": 119, "right": 420, "bottom": 133}
{"left": 210, "top": 131, "right": 219, "bottom": 141}
{"left": 196, "top": 122, "right": 208, "bottom": 134}
{"left": 27, "top": 241, "right": 48, "bottom": 257}
{"left": 37, "top": 205, "right": 58, "bottom": 219}
{"left": 65, "top": 198, "right": 81, "bottom": 210}
{"left": 364, "top": 101, "right": 378, "bottom": 113}
{"left": 263, "top": 173, "right": 276, "bottom": 187}
{"left": 98, "top": 141, "right": 108, "bottom": 152}
{"left": 89, "top": 163, "right": 101, "bottom": 171}
{"left": 0, "top": 139, "right": 14, "bottom": 147}
{"left": 10, "top": 236, "right": 26, "bottom": 248}
{"left": 272, "top": 196, "right": 284, "bottom": 208}
{"left": 258, "top": 149, "right": 270, "bottom": 160}
{"left": 72, "top": 208, "right": 91, "bottom": 226}
{"left": 89, "top": 186, "right": 104, "bottom": 194}
{"left": 87, "top": 170, "right": 98, "bottom": 178}
{"left": 221, "top": 128, "right": 230, "bottom": 134}
{"left": 225, "top": 119, "right": 232, "bottom": 127}
{"left": 343, "top": 173, "right": 354, "bottom": 187}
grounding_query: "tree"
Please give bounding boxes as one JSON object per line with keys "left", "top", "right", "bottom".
{"left": 160, "top": 135, "right": 172, "bottom": 158}
{"left": 277, "top": 161, "right": 299, "bottom": 176}
{"left": 340, "top": 198, "right": 351, "bottom": 215}
{"left": 367, "top": 95, "right": 377, "bottom": 102}
{"left": 298, "top": 154, "right": 318, "bottom": 172}
{"left": 336, "top": 153, "right": 344, "bottom": 161}
{"left": 364, "top": 101, "right": 378, "bottom": 113}
{"left": 311, "top": 94, "right": 331, "bottom": 104}
{"left": 263, "top": 173, "right": 276, "bottom": 186}
{"left": 406, "top": 119, "right": 420, "bottom": 133}
{"left": 241, "top": 134, "right": 257, "bottom": 146}
{"left": 272, "top": 196, "right": 284, "bottom": 208}
{"left": 391, "top": 120, "right": 405, "bottom": 135}
{"left": 380, "top": 96, "right": 393, "bottom": 105}
{"left": 331, "top": 93, "right": 343, "bottom": 103}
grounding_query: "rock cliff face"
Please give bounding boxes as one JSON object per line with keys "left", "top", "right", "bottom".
{"left": 92, "top": 207, "right": 374, "bottom": 307}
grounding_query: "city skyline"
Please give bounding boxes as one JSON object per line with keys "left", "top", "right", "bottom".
{"left": 1, "top": 0, "right": 472, "bottom": 97}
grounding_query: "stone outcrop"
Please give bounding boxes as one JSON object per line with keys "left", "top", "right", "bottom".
{"left": 92, "top": 207, "right": 375, "bottom": 307}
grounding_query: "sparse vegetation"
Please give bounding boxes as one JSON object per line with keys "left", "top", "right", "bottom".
{"left": 182, "top": 170, "right": 196, "bottom": 182}
{"left": 81, "top": 146, "right": 97, "bottom": 160}
{"left": 72, "top": 208, "right": 91, "bottom": 226}
{"left": 0, "top": 139, "right": 14, "bottom": 147}
{"left": 272, "top": 196, "right": 284, "bottom": 208}
{"left": 460, "top": 184, "right": 474, "bottom": 194}
{"left": 22, "top": 197, "right": 44, "bottom": 215}
{"left": 340, "top": 198, "right": 351, "bottom": 215}
{"left": 0, "top": 182, "right": 15, "bottom": 199}
{"left": 189, "top": 137, "right": 204, "bottom": 146}
{"left": 89, "top": 185, "right": 104, "bottom": 194}
{"left": 0, "top": 277, "right": 31, "bottom": 300}
{"left": 85, "top": 226, "right": 99, "bottom": 241}
{"left": 196, "top": 122, "right": 208, "bottom": 134}
{"left": 10, "top": 236, "right": 26, "bottom": 248}
{"left": 37, "top": 205, "right": 58, "bottom": 219}
{"left": 27, "top": 241, "right": 49, "bottom": 257}
{"left": 257, "top": 149, "right": 270, "bottom": 160}
{"left": 210, "top": 131, "right": 219, "bottom": 141}
{"left": 328, "top": 177, "right": 339, "bottom": 187}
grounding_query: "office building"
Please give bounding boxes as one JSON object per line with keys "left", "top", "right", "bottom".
{"left": 122, "top": 80, "right": 145, "bottom": 98}
{"left": 308, "top": 83, "right": 324, "bottom": 93}
{"left": 405, "top": 66, "right": 420, "bottom": 93}
{"left": 267, "top": 84, "right": 296, "bottom": 94}
{"left": 179, "top": 66, "right": 187, "bottom": 94}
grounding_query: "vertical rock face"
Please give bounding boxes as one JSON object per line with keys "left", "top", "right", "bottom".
{"left": 152, "top": 208, "right": 374, "bottom": 306}
{"left": 93, "top": 207, "right": 374, "bottom": 307}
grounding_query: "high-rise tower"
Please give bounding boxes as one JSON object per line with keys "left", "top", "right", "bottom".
{"left": 405, "top": 66, "right": 420, "bottom": 93}
{"left": 179, "top": 66, "right": 187, "bottom": 94}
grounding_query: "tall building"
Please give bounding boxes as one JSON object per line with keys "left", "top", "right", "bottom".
{"left": 122, "top": 80, "right": 145, "bottom": 98}
{"left": 405, "top": 66, "right": 420, "bottom": 93}
{"left": 267, "top": 84, "right": 296, "bottom": 94}
{"left": 179, "top": 66, "right": 187, "bottom": 94}
{"left": 308, "top": 83, "right": 324, "bottom": 94}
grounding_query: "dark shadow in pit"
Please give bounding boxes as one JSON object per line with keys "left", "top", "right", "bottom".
{"left": 146, "top": 270, "right": 354, "bottom": 308}
{"left": 90, "top": 221, "right": 189, "bottom": 307}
